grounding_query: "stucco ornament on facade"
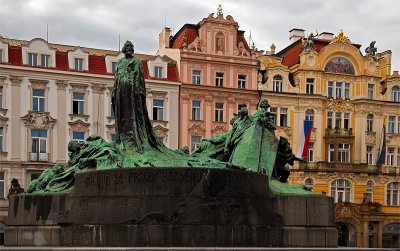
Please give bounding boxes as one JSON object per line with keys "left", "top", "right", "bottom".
{"left": 21, "top": 111, "right": 57, "bottom": 129}
{"left": 0, "top": 115, "right": 9, "bottom": 128}
{"left": 91, "top": 83, "right": 106, "bottom": 94}
{"left": 211, "top": 124, "right": 227, "bottom": 135}
{"left": 188, "top": 37, "right": 206, "bottom": 52}
{"left": 9, "top": 75, "right": 23, "bottom": 86}
{"left": 29, "top": 79, "right": 49, "bottom": 90}
{"left": 365, "top": 131, "right": 376, "bottom": 145}
{"left": 326, "top": 98, "right": 353, "bottom": 111}
{"left": 68, "top": 119, "right": 90, "bottom": 132}
{"left": 188, "top": 123, "right": 206, "bottom": 136}
{"left": 55, "top": 80, "right": 68, "bottom": 90}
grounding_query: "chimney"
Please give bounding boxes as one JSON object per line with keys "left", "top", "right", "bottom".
{"left": 318, "top": 32, "right": 334, "bottom": 40}
{"left": 159, "top": 27, "right": 171, "bottom": 49}
{"left": 289, "top": 28, "right": 305, "bottom": 42}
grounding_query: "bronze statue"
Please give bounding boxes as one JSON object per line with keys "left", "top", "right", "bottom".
{"left": 112, "top": 41, "right": 163, "bottom": 153}
{"left": 365, "top": 41, "right": 377, "bottom": 57}
{"left": 7, "top": 178, "right": 24, "bottom": 199}
{"left": 302, "top": 31, "right": 318, "bottom": 51}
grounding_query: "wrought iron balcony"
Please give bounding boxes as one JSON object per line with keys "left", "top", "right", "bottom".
{"left": 29, "top": 152, "right": 50, "bottom": 162}
{"left": 300, "top": 161, "right": 380, "bottom": 173}
{"left": 325, "top": 127, "right": 353, "bottom": 137}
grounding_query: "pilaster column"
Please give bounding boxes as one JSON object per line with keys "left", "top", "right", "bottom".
{"left": 56, "top": 80, "right": 68, "bottom": 163}
{"left": 9, "top": 76, "right": 22, "bottom": 161}
{"left": 363, "top": 221, "right": 369, "bottom": 247}
{"left": 91, "top": 83, "right": 106, "bottom": 137}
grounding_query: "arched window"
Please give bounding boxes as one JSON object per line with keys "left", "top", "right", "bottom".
{"left": 331, "top": 179, "right": 351, "bottom": 203}
{"left": 273, "top": 75, "right": 283, "bottom": 92}
{"left": 367, "top": 114, "right": 374, "bottom": 132}
{"left": 305, "top": 177, "right": 314, "bottom": 191}
{"left": 392, "top": 86, "right": 400, "bottom": 102}
{"left": 305, "top": 109, "right": 314, "bottom": 121}
{"left": 387, "top": 182, "right": 400, "bottom": 206}
{"left": 366, "top": 180, "right": 374, "bottom": 202}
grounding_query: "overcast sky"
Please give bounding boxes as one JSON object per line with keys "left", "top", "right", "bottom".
{"left": 1, "top": 0, "right": 399, "bottom": 71}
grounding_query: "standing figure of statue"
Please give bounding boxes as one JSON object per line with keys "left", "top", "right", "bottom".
{"left": 112, "top": 41, "right": 162, "bottom": 153}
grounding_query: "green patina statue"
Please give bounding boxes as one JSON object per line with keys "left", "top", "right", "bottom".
{"left": 26, "top": 41, "right": 312, "bottom": 196}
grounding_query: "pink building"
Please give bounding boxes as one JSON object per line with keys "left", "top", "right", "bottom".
{"left": 158, "top": 10, "right": 259, "bottom": 150}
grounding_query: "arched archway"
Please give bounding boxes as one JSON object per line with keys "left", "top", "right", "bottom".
{"left": 336, "top": 222, "right": 356, "bottom": 247}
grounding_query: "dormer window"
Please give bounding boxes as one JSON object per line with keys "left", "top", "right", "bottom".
{"left": 74, "top": 58, "right": 83, "bottom": 71}
{"left": 155, "top": 66, "right": 163, "bottom": 79}
{"left": 111, "top": 62, "right": 117, "bottom": 75}
{"left": 41, "top": 54, "right": 50, "bottom": 67}
{"left": 28, "top": 53, "right": 38, "bottom": 66}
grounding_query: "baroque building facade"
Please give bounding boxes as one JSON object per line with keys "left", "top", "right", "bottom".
{"left": 157, "top": 10, "right": 259, "bottom": 151}
{"left": 0, "top": 37, "right": 180, "bottom": 242}
{"left": 259, "top": 29, "right": 400, "bottom": 248}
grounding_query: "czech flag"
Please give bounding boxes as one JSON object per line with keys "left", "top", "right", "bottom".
{"left": 297, "top": 120, "right": 313, "bottom": 160}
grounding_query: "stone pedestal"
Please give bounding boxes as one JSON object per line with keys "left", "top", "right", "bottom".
{"left": 5, "top": 168, "right": 337, "bottom": 247}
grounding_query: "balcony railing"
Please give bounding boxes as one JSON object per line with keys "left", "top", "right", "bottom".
{"left": 300, "top": 161, "right": 380, "bottom": 173}
{"left": 29, "top": 152, "right": 50, "bottom": 162}
{"left": 325, "top": 127, "right": 353, "bottom": 137}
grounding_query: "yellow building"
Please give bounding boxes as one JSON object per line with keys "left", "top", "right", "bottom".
{"left": 259, "top": 29, "right": 400, "bottom": 248}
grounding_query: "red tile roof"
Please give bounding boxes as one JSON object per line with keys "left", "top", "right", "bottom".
{"left": 89, "top": 55, "right": 107, "bottom": 75}
{"left": 142, "top": 60, "right": 150, "bottom": 79}
{"left": 8, "top": 46, "right": 22, "bottom": 66}
{"left": 55, "top": 52, "right": 69, "bottom": 71}
{"left": 170, "top": 24, "right": 198, "bottom": 49}
{"left": 237, "top": 30, "right": 251, "bottom": 52}
{"left": 167, "top": 64, "right": 178, "bottom": 81}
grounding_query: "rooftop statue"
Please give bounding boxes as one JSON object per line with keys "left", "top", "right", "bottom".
{"left": 26, "top": 41, "right": 311, "bottom": 196}
{"left": 302, "top": 31, "right": 318, "bottom": 51}
{"left": 365, "top": 41, "right": 377, "bottom": 57}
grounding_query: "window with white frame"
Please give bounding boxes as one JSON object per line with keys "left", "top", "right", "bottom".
{"left": 335, "top": 112, "right": 342, "bottom": 128}
{"left": 192, "top": 70, "right": 201, "bottom": 85}
{"left": 366, "top": 180, "right": 374, "bottom": 203}
{"left": 215, "top": 103, "right": 224, "bottom": 122}
{"left": 328, "top": 144, "right": 335, "bottom": 162}
{"left": 331, "top": 179, "right": 351, "bottom": 203}
{"left": 191, "top": 136, "right": 201, "bottom": 152}
{"left": 305, "top": 177, "right": 314, "bottom": 191}
{"left": 238, "top": 74, "right": 246, "bottom": 89}
{"left": 152, "top": 99, "right": 164, "bottom": 121}
{"left": 336, "top": 82, "right": 342, "bottom": 98}
{"left": 366, "top": 145, "right": 373, "bottom": 165}
{"left": 41, "top": 54, "right": 50, "bottom": 67}
{"left": 270, "top": 107, "right": 277, "bottom": 125}
{"left": 344, "top": 112, "right": 350, "bottom": 129}
{"left": 273, "top": 75, "right": 282, "bottom": 92}
{"left": 215, "top": 72, "right": 224, "bottom": 87}
{"left": 308, "top": 142, "right": 314, "bottom": 162}
{"left": 327, "top": 111, "right": 333, "bottom": 128}
{"left": 73, "top": 132, "right": 85, "bottom": 142}
{"left": 392, "top": 86, "right": 399, "bottom": 102}
{"left": 192, "top": 101, "right": 201, "bottom": 120}
{"left": 280, "top": 108, "right": 288, "bottom": 127}
{"left": 398, "top": 117, "right": 400, "bottom": 134}
{"left": 388, "top": 116, "right": 395, "bottom": 133}
{"left": 367, "top": 114, "right": 374, "bottom": 132}
{"left": 28, "top": 53, "right": 38, "bottom": 66}
{"left": 155, "top": 66, "right": 163, "bottom": 79}
{"left": 31, "top": 129, "right": 47, "bottom": 161}
{"left": 0, "top": 127, "right": 3, "bottom": 152}
{"left": 344, "top": 83, "right": 350, "bottom": 99}
{"left": 0, "top": 171, "right": 4, "bottom": 198}
{"left": 368, "top": 83, "right": 374, "bottom": 99}
{"left": 387, "top": 182, "right": 399, "bottom": 206}
{"left": 111, "top": 62, "right": 117, "bottom": 75}
{"left": 338, "top": 143, "right": 350, "bottom": 163}
{"left": 0, "top": 86, "right": 3, "bottom": 109}
{"left": 398, "top": 148, "right": 400, "bottom": 167}
{"left": 305, "top": 109, "right": 314, "bottom": 121}
{"left": 32, "top": 89, "right": 45, "bottom": 112}
{"left": 74, "top": 58, "right": 83, "bottom": 71}
{"left": 327, "top": 81, "right": 333, "bottom": 98}
{"left": 306, "top": 78, "right": 315, "bottom": 94}
{"left": 387, "top": 147, "right": 395, "bottom": 166}
{"left": 72, "top": 92, "right": 85, "bottom": 115}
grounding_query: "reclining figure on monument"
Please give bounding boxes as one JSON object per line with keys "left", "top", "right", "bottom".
{"left": 26, "top": 40, "right": 310, "bottom": 195}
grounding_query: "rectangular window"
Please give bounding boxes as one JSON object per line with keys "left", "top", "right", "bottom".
{"left": 31, "top": 129, "right": 47, "bottom": 161}
{"left": 387, "top": 147, "right": 395, "bottom": 166}
{"left": 72, "top": 92, "right": 85, "bottom": 115}
{"left": 327, "top": 111, "right": 333, "bottom": 128}
{"left": 238, "top": 75, "right": 246, "bottom": 89}
{"left": 366, "top": 145, "right": 373, "bottom": 165}
{"left": 270, "top": 107, "right": 277, "bottom": 125}
{"left": 215, "top": 102, "right": 224, "bottom": 122}
{"left": 328, "top": 144, "right": 335, "bottom": 162}
{"left": 192, "top": 70, "right": 201, "bottom": 85}
{"left": 0, "top": 127, "right": 3, "bottom": 152}
{"left": 0, "top": 172, "right": 4, "bottom": 199}
{"left": 388, "top": 116, "right": 395, "bottom": 133}
{"left": 73, "top": 132, "right": 85, "bottom": 142}
{"left": 344, "top": 83, "right": 350, "bottom": 99}
{"left": 74, "top": 58, "right": 83, "bottom": 71}
{"left": 335, "top": 112, "right": 342, "bottom": 128}
{"left": 338, "top": 143, "right": 350, "bottom": 163}
{"left": 0, "top": 86, "right": 3, "bottom": 109}
{"left": 192, "top": 100, "right": 201, "bottom": 120}
{"left": 41, "top": 54, "right": 50, "bottom": 67}
{"left": 398, "top": 116, "right": 400, "bottom": 134}
{"left": 215, "top": 72, "right": 224, "bottom": 87}
{"left": 367, "top": 115, "right": 373, "bottom": 132}
{"left": 111, "top": 62, "right": 117, "bottom": 75}
{"left": 28, "top": 53, "right": 38, "bottom": 66}
{"left": 280, "top": 108, "right": 288, "bottom": 127}
{"left": 32, "top": 89, "right": 45, "bottom": 112}
{"left": 328, "top": 81, "right": 333, "bottom": 98}
{"left": 191, "top": 136, "right": 201, "bottom": 152}
{"left": 152, "top": 99, "right": 164, "bottom": 121}
{"left": 344, "top": 112, "right": 350, "bottom": 129}
{"left": 368, "top": 83, "right": 374, "bottom": 99}
{"left": 308, "top": 142, "right": 314, "bottom": 162}
{"left": 336, "top": 82, "right": 342, "bottom": 98}
{"left": 397, "top": 148, "right": 400, "bottom": 166}
{"left": 155, "top": 66, "right": 163, "bottom": 78}
{"left": 306, "top": 78, "right": 314, "bottom": 94}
